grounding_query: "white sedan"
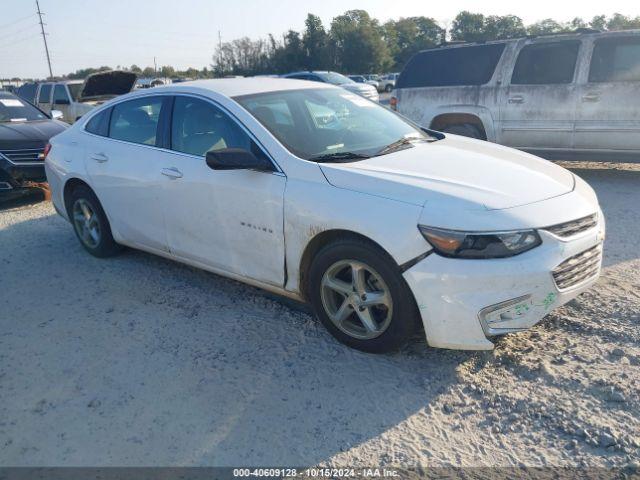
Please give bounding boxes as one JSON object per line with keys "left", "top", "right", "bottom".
{"left": 45, "top": 78, "right": 605, "bottom": 353}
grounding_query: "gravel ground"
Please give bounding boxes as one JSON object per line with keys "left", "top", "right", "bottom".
{"left": 0, "top": 163, "right": 638, "bottom": 468}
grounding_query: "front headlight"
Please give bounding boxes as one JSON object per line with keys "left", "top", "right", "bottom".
{"left": 418, "top": 226, "right": 542, "bottom": 259}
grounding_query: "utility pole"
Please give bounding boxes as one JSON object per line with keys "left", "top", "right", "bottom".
{"left": 153, "top": 56, "right": 157, "bottom": 77}
{"left": 35, "top": 0, "right": 53, "bottom": 79}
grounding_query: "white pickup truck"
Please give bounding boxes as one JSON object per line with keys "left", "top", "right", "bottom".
{"left": 35, "top": 71, "right": 137, "bottom": 124}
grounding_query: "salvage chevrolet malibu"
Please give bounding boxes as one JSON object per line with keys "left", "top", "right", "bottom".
{"left": 45, "top": 78, "right": 605, "bottom": 353}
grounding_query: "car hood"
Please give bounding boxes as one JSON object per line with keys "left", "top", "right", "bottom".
{"left": 79, "top": 70, "right": 137, "bottom": 101}
{"left": 319, "top": 134, "right": 575, "bottom": 211}
{"left": 0, "top": 120, "right": 67, "bottom": 149}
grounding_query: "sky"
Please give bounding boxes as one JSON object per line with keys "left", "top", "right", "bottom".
{"left": 1, "top": 0, "right": 638, "bottom": 79}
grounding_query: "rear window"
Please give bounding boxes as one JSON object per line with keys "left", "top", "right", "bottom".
{"left": 511, "top": 41, "right": 580, "bottom": 85}
{"left": 396, "top": 44, "right": 506, "bottom": 88}
{"left": 589, "top": 37, "right": 640, "bottom": 83}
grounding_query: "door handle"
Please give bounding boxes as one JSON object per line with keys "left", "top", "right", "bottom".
{"left": 508, "top": 95, "right": 524, "bottom": 104}
{"left": 89, "top": 152, "right": 108, "bottom": 163}
{"left": 161, "top": 167, "right": 183, "bottom": 179}
{"left": 582, "top": 93, "right": 600, "bottom": 102}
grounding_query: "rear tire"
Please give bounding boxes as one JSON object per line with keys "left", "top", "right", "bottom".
{"left": 384, "top": 84, "right": 393, "bottom": 93}
{"left": 308, "top": 237, "right": 420, "bottom": 353}
{"left": 69, "top": 185, "right": 121, "bottom": 258}
{"left": 441, "top": 123, "right": 484, "bottom": 139}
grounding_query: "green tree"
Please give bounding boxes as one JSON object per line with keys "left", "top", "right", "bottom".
{"left": 330, "top": 10, "right": 392, "bottom": 73}
{"left": 303, "top": 14, "right": 330, "bottom": 70}
{"left": 607, "top": 13, "right": 640, "bottom": 31}
{"left": 483, "top": 15, "right": 526, "bottom": 39}
{"left": 526, "top": 19, "right": 565, "bottom": 35}
{"left": 384, "top": 17, "right": 443, "bottom": 69}
{"left": 590, "top": 15, "right": 607, "bottom": 30}
{"left": 450, "top": 11, "right": 485, "bottom": 42}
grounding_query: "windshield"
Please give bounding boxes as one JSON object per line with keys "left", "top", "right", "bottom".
{"left": 317, "top": 72, "right": 354, "bottom": 85}
{"left": 0, "top": 95, "right": 48, "bottom": 122}
{"left": 235, "top": 87, "right": 432, "bottom": 160}
{"left": 67, "top": 83, "right": 82, "bottom": 101}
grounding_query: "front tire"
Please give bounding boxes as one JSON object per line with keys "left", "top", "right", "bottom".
{"left": 308, "top": 238, "right": 420, "bottom": 353}
{"left": 384, "top": 84, "right": 393, "bottom": 93}
{"left": 69, "top": 185, "right": 121, "bottom": 258}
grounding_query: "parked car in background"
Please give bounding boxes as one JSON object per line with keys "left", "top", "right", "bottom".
{"left": 0, "top": 91, "right": 66, "bottom": 198}
{"left": 45, "top": 78, "right": 603, "bottom": 353}
{"left": 394, "top": 29, "right": 640, "bottom": 162}
{"left": 282, "top": 71, "right": 379, "bottom": 102}
{"left": 16, "top": 82, "right": 38, "bottom": 103}
{"left": 36, "top": 70, "right": 137, "bottom": 123}
{"left": 379, "top": 73, "right": 399, "bottom": 92}
{"left": 348, "top": 75, "right": 380, "bottom": 89}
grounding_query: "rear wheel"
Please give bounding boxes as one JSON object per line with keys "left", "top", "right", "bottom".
{"left": 69, "top": 185, "right": 121, "bottom": 258}
{"left": 441, "top": 123, "right": 484, "bottom": 139}
{"left": 384, "top": 84, "right": 393, "bottom": 93}
{"left": 308, "top": 238, "right": 420, "bottom": 353}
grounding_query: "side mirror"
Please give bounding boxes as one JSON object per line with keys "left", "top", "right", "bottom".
{"left": 205, "top": 148, "right": 274, "bottom": 172}
{"left": 54, "top": 98, "right": 70, "bottom": 105}
{"left": 50, "top": 110, "right": 64, "bottom": 120}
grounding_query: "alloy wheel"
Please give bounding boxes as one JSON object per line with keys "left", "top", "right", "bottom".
{"left": 320, "top": 259, "right": 393, "bottom": 340}
{"left": 72, "top": 199, "right": 101, "bottom": 249}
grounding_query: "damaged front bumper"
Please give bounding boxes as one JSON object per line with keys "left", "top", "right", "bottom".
{"left": 403, "top": 213, "right": 605, "bottom": 350}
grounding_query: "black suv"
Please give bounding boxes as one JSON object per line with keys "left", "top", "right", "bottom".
{"left": 0, "top": 91, "right": 67, "bottom": 198}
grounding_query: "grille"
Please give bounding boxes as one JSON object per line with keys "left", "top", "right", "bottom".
{"left": 552, "top": 244, "right": 602, "bottom": 290}
{"left": 545, "top": 213, "right": 597, "bottom": 238}
{"left": 0, "top": 148, "right": 45, "bottom": 164}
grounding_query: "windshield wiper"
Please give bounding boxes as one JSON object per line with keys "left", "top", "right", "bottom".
{"left": 376, "top": 136, "right": 430, "bottom": 156}
{"left": 309, "top": 152, "right": 371, "bottom": 163}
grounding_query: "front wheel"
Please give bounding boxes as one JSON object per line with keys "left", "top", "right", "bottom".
{"left": 308, "top": 238, "right": 420, "bottom": 353}
{"left": 384, "top": 84, "right": 393, "bottom": 93}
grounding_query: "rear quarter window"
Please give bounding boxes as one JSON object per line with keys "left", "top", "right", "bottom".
{"left": 589, "top": 36, "right": 640, "bottom": 83}
{"left": 396, "top": 44, "right": 506, "bottom": 88}
{"left": 85, "top": 108, "right": 111, "bottom": 137}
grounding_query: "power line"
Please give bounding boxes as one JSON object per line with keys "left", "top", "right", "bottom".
{"left": 35, "top": 0, "right": 53, "bottom": 79}
{"left": 0, "top": 13, "right": 36, "bottom": 30}
{"left": 0, "top": 23, "right": 39, "bottom": 41}
{"left": 0, "top": 32, "right": 41, "bottom": 49}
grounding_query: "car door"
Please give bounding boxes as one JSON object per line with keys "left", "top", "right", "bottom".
{"left": 499, "top": 40, "right": 581, "bottom": 151}
{"left": 161, "top": 95, "right": 286, "bottom": 286}
{"left": 36, "top": 83, "right": 53, "bottom": 114}
{"left": 52, "top": 84, "right": 72, "bottom": 122}
{"left": 83, "top": 96, "right": 171, "bottom": 253}
{"left": 574, "top": 35, "right": 640, "bottom": 153}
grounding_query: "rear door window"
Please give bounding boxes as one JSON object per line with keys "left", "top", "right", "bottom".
{"left": 38, "top": 84, "right": 52, "bottom": 104}
{"left": 511, "top": 41, "right": 580, "bottom": 85}
{"left": 109, "top": 97, "right": 163, "bottom": 146}
{"left": 589, "top": 36, "right": 640, "bottom": 83}
{"left": 396, "top": 44, "right": 506, "bottom": 88}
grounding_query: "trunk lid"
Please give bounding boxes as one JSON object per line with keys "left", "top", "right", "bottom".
{"left": 78, "top": 70, "right": 137, "bottom": 102}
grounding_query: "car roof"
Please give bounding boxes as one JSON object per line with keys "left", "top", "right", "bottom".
{"left": 148, "top": 77, "right": 335, "bottom": 97}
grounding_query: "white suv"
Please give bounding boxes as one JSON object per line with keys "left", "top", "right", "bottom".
{"left": 394, "top": 30, "right": 640, "bottom": 162}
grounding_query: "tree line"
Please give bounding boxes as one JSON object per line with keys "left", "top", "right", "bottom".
{"left": 60, "top": 10, "right": 640, "bottom": 80}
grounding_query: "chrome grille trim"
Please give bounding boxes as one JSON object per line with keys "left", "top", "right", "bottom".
{"left": 552, "top": 244, "right": 602, "bottom": 291}
{"left": 0, "top": 148, "right": 45, "bottom": 165}
{"left": 544, "top": 213, "right": 598, "bottom": 238}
